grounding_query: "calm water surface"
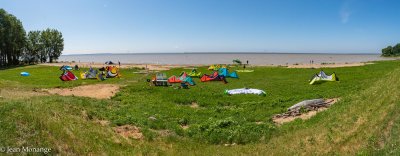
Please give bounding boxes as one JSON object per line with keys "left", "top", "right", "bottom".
{"left": 58, "top": 53, "right": 392, "bottom": 65}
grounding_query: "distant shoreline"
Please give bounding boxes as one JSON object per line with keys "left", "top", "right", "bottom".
{"left": 61, "top": 52, "right": 381, "bottom": 56}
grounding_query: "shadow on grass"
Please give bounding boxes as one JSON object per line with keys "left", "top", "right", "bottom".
{"left": 0, "top": 64, "right": 35, "bottom": 70}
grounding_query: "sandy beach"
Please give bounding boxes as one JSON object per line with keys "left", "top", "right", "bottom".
{"left": 41, "top": 61, "right": 375, "bottom": 70}
{"left": 286, "top": 62, "right": 374, "bottom": 68}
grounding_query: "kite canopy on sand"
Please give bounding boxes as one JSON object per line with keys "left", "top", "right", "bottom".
{"left": 105, "top": 61, "right": 115, "bottom": 65}
{"left": 233, "top": 59, "right": 242, "bottom": 64}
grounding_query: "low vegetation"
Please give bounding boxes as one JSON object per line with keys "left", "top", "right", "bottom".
{"left": 0, "top": 61, "right": 400, "bottom": 155}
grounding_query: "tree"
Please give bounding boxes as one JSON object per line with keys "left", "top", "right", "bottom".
{"left": 41, "top": 28, "right": 64, "bottom": 63}
{"left": 23, "top": 30, "right": 42, "bottom": 64}
{"left": 382, "top": 43, "right": 400, "bottom": 57}
{"left": 0, "top": 9, "right": 64, "bottom": 66}
{"left": 381, "top": 46, "right": 393, "bottom": 57}
{"left": 0, "top": 9, "right": 26, "bottom": 66}
{"left": 392, "top": 43, "right": 400, "bottom": 56}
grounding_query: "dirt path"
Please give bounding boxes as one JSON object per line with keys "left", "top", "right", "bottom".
{"left": 45, "top": 84, "right": 120, "bottom": 99}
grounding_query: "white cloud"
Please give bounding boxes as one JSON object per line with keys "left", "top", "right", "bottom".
{"left": 340, "top": 10, "right": 351, "bottom": 24}
{"left": 340, "top": 1, "right": 352, "bottom": 24}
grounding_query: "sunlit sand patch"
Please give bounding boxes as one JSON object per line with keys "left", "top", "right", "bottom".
{"left": 45, "top": 84, "right": 120, "bottom": 99}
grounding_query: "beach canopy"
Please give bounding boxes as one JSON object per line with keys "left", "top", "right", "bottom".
{"left": 218, "top": 68, "right": 238, "bottom": 78}
{"left": 225, "top": 88, "right": 266, "bottom": 96}
{"left": 309, "top": 71, "right": 338, "bottom": 85}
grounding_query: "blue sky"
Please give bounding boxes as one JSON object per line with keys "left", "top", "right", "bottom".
{"left": 1, "top": 0, "right": 399, "bottom": 54}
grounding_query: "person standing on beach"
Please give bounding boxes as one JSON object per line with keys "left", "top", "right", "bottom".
{"left": 118, "top": 61, "right": 121, "bottom": 67}
{"left": 246, "top": 60, "right": 249, "bottom": 65}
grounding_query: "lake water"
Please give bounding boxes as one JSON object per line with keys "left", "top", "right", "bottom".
{"left": 58, "top": 53, "right": 392, "bottom": 65}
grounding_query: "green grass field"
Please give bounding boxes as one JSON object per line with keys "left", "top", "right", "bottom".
{"left": 1, "top": 61, "right": 400, "bottom": 155}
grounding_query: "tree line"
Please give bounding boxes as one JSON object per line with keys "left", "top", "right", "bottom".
{"left": 382, "top": 43, "right": 400, "bottom": 57}
{"left": 0, "top": 9, "right": 64, "bottom": 67}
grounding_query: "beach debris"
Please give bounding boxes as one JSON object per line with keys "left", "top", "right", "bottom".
{"left": 273, "top": 98, "right": 339, "bottom": 124}
{"left": 287, "top": 99, "right": 325, "bottom": 111}
{"left": 224, "top": 143, "right": 237, "bottom": 146}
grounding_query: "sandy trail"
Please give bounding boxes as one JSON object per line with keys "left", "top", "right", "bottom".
{"left": 45, "top": 84, "right": 120, "bottom": 99}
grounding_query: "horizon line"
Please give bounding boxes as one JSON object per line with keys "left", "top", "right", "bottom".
{"left": 61, "top": 51, "right": 381, "bottom": 56}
